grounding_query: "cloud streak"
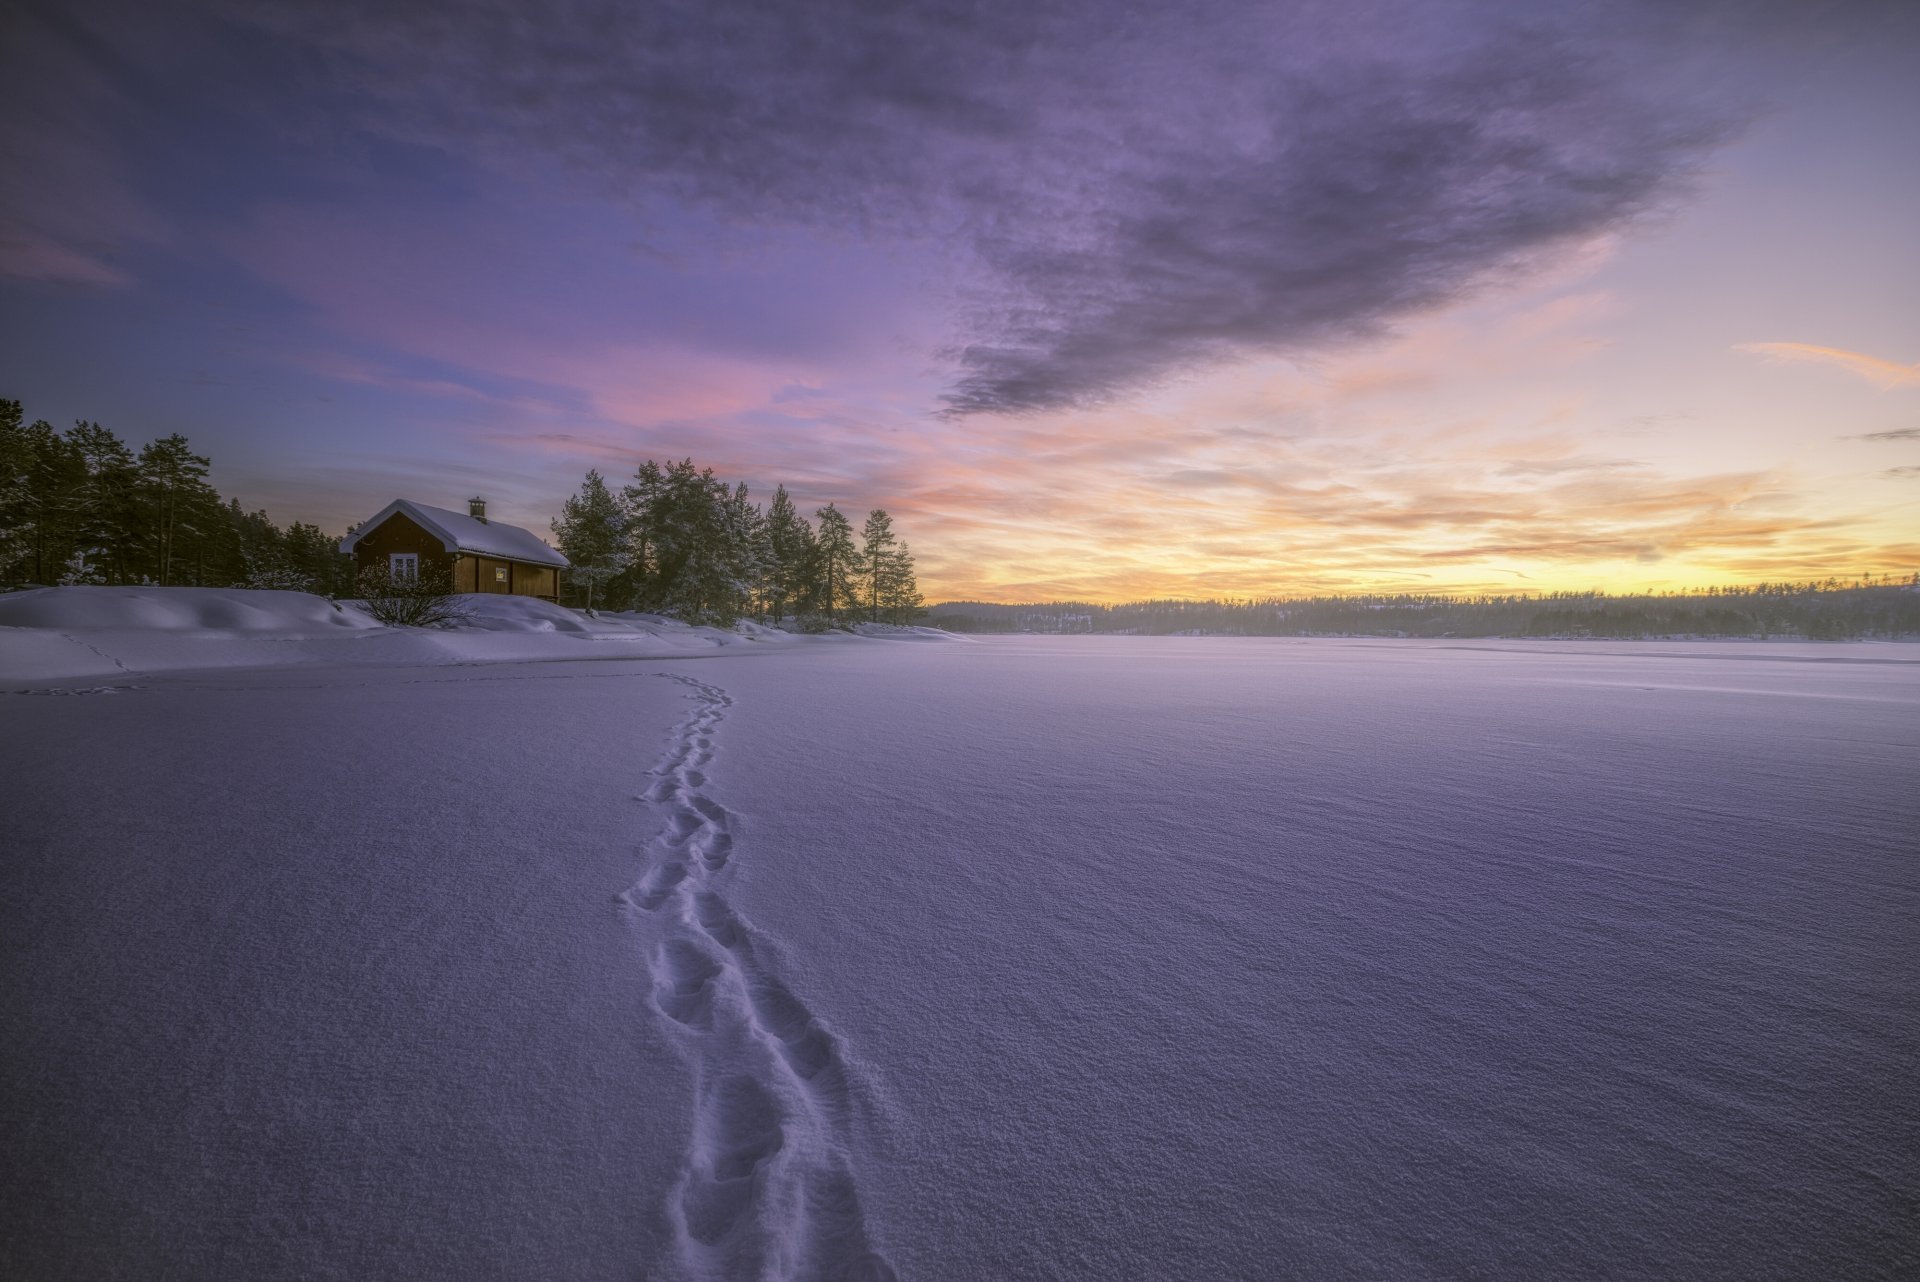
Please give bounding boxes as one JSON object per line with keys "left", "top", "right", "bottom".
{"left": 195, "top": 0, "right": 1746, "bottom": 416}
{"left": 1736, "top": 342, "right": 1920, "bottom": 390}
{"left": 0, "top": 3, "right": 169, "bottom": 289}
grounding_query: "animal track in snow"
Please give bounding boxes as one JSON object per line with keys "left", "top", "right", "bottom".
{"left": 622, "top": 673, "right": 895, "bottom": 1282}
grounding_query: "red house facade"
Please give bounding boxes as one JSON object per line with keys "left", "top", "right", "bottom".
{"left": 340, "top": 499, "right": 569, "bottom": 601}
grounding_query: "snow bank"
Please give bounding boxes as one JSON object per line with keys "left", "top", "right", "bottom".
{"left": 0, "top": 586, "right": 959, "bottom": 682}
{"left": 0, "top": 585, "right": 383, "bottom": 634}
{"left": 850, "top": 620, "right": 957, "bottom": 641}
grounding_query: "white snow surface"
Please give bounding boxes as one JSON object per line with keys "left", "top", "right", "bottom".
{"left": 0, "top": 586, "right": 955, "bottom": 682}
{"left": 4, "top": 629, "right": 1917, "bottom": 1280}
{"left": 340, "top": 499, "right": 570, "bottom": 566}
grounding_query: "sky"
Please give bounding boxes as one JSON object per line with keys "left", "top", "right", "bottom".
{"left": 2, "top": 0, "right": 1916, "bottom": 603}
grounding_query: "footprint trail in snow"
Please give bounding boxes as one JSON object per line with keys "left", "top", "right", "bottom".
{"left": 622, "top": 674, "right": 896, "bottom": 1282}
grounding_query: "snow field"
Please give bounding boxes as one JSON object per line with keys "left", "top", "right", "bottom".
{"left": 4, "top": 624, "right": 1916, "bottom": 1280}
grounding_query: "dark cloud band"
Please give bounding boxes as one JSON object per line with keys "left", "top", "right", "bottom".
{"left": 189, "top": 1, "right": 1757, "bottom": 413}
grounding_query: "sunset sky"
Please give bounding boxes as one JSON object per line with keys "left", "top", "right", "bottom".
{"left": 3, "top": 0, "right": 1915, "bottom": 602}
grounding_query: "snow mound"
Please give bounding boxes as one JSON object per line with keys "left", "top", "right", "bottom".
{"left": 0, "top": 586, "right": 959, "bottom": 682}
{"left": 451, "top": 597, "right": 779, "bottom": 646}
{"left": 850, "top": 621, "right": 961, "bottom": 641}
{"left": 0, "top": 586, "right": 383, "bottom": 633}
{"left": 453, "top": 594, "right": 611, "bottom": 634}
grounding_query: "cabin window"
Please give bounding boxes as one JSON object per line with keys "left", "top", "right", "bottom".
{"left": 494, "top": 566, "right": 509, "bottom": 583}
{"left": 389, "top": 553, "right": 418, "bottom": 580}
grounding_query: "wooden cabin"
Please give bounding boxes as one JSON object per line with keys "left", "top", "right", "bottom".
{"left": 339, "top": 498, "right": 569, "bottom": 601}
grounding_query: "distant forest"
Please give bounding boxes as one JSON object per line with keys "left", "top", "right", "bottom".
{"left": 930, "top": 581, "right": 1920, "bottom": 641}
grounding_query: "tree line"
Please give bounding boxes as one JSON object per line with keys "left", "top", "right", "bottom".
{"left": 0, "top": 400, "right": 355, "bottom": 594}
{"left": 928, "top": 579, "right": 1920, "bottom": 640}
{"left": 550, "top": 461, "right": 923, "bottom": 626}
{"left": 0, "top": 401, "right": 925, "bottom": 629}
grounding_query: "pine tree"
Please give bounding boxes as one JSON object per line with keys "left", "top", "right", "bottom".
{"left": 230, "top": 499, "right": 299, "bottom": 589}
{"left": 625, "top": 459, "right": 746, "bottom": 623}
{"left": 284, "top": 521, "right": 351, "bottom": 596}
{"left": 0, "top": 400, "right": 35, "bottom": 580}
{"left": 878, "top": 541, "right": 924, "bottom": 624}
{"left": 813, "top": 503, "right": 858, "bottom": 624}
{"left": 134, "top": 434, "right": 216, "bottom": 585}
{"left": 725, "top": 481, "right": 770, "bottom": 621}
{"left": 620, "top": 459, "right": 668, "bottom": 607}
{"left": 23, "top": 423, "right": 85, "bottom": 584}
{"left": 669, "top": 467, "right": 746, "bottom": 624}
{"left": 859, "top": 508, "right": 899, "bottom": 623}
{"left": 553, "top": 468, "right": 629, "bottom": 611}
{"left": 762, "top": 484, "right": 814, "bottom": 622}
{"left": 69, "top": 423, "right": 137, "bottom": 583}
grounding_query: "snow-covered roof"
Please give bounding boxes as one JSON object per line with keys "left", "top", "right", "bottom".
{"left": 339, "top": 500, "right": 570, "bottom": 567}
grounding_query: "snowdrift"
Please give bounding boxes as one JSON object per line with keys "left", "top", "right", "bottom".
{"left": 0, "top": 586, "right": 957, "bottom": 682}
{"left": 0, "top": 585, "right": 384, "bottom": 634}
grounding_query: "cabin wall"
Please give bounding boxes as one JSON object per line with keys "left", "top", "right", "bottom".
{"left": 453, "top": 553, "right": 559, "bottom": 600}
{"left": 352, "top": 513, "right": 453, "bottom": 577}
{"left": 510, "top": 563, "right": 559, "bottom": 600}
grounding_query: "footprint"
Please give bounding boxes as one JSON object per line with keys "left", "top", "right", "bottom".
{"left": 746, "top": 977, "right": 811, "bottom": 1040}
{"left": 689, "top": 795, "right": 732, "bottom": 828}
{"left": 626, "top": 860, "right": 688, "bottom": 911}
{"left": 692, "top": 829, "right": 734, "bottom": 871}
{"left": 692, "top": 892, "right": 745, "bottom": 950}
{"left": 679, "top": 1074, "right": 787, "bottom": 1245}
{"left": 652, "top": 939, "right": 724, "bottom": 1028}
{"left": 747, "top": 978, "right": 839, "bottom": 1081}
{"left": 777, "top": 1026, "right": 837, "bottom": 1082}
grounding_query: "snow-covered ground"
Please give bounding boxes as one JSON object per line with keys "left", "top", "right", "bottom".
{"left": 3, "top": 599, "right": 1917, "bottom": 1279}
{"left": 0, "top": 586, "right": 951, "bottom": 683}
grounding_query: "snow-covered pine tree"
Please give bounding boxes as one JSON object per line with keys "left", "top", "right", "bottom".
{"left": 553, "top": 468, "right": 629, "bottom": 611}
{"left": 57, "top": 547, "right": 107, "bottom": 585}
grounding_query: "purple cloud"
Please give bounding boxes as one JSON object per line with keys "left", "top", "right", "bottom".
{"left": 195, "top": 0, "right": 1764, "bottom": 416}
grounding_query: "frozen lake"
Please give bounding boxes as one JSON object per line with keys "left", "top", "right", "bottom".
{"left": 4, "top": 636, "right": 1917, "bottom": 1279}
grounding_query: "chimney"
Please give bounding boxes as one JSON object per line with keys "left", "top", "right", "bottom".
{"left": 469, "top": 496, "right": 487, "bottom": 523}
